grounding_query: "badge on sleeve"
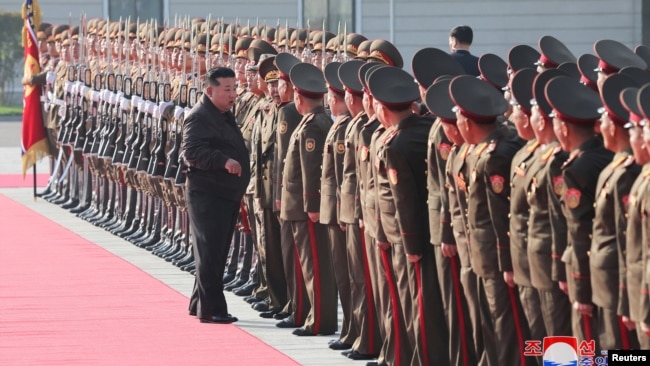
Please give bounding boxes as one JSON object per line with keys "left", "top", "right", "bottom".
{"left": 565, "top": 188, "right": 581, "bottom": 209}
{"left": 438, "top": 143, "right": 451, "bottom": 161}
{"left": 279, "top": 122, "right": 288, "bottom": 134}
{"left": 490, "top": 174, "right": 505, "bottom": 194}
{"left": 388, "top": 168, "right": 398, "bottom": 185}
{"left": 553, "top": 175, "right": 565, "bottom": 196}
{"left": 305, "top": 138, "right": 316, "bottom": 152}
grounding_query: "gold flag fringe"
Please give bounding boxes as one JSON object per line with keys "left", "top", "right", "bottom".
{"left": 21, "top": 139, "right": 49, "bottom": 179}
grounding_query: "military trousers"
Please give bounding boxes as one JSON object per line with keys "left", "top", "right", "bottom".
{"left": 327, "top": 224, "right": 355, "bottom": 344}
{"left": 290, "top": 219, "right": 338, "bottom": 335}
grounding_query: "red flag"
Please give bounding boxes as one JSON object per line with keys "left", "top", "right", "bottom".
{"left": 21, "top": 0, "right": 50, "bottom": 178}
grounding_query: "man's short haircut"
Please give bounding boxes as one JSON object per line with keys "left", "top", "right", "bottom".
{"left": 450, "top": 25, "right": 473, "bottom": 45}
{"left": 205, "top": 67, "right": 236, "bottom": 87}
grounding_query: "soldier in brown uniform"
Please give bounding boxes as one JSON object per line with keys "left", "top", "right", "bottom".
{"left": 508, "top": 68, "right": 548, "bottom": 355}
{"left": 250, "top": 55, "right": 288, "bottom": 316}
{"left": 281, "top": 63, "right": 337, "bottom": 337}
{"left": 450, "top": 75, "right": 532, "bottom": 366}
{"left": 337, "top": 59, "right": 381, "bottom": 360}
{"left": 620, "top": 87, "right": 650, "bottom": 349}
{"left": 427, "top": 76, "right": 493, "bottom": 365}
{"left": 355, "top": 62, "right": 389, "bottom": 366}
{"left": 591, "top": 72, "right": 643, "bottom": 350}
{"left": 413, "top": 47, "right": 476, "bottom": 366}
{"left": 320, "top": 61, "right": 355, "bottom": 349}
{"left": 525, "top": 69, "right": 573, "bottom": 339}
{"left": 545, "top": 76, "right": 614, "bottom": 350}
{"left": 271, "top": 52, "right": 310, "bottom": 327}
{"left": 371, "top": 66, "right": 449, "bottom": 366}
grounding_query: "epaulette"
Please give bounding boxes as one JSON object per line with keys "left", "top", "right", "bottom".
{"left": 383, "top": 127, "right": 399, "bottom": 145}
{"left": 561, "top": 149, "right": 582, "bottom": 169}
{"left": 623, "top": 155, "right": 635, "bottom": 168}
{"left": 609, "top": 155, "right": 628, "bottom": 170}
{"left": 473, "top": 142, "right": 488, "bottom": 156}
{"left": 553, "top": 145, "right": 563, "bottom": 155}
{"left": 363, "top": 116, "right": 378, "bottom": 127}
{"left": 303, "top": 113, "right": 315, "bottom": 124}
{"left": 643, "top": 167, "right": 650, "bottom": 178}
{"left": 540, "top": 145, "right": 555, "bottom": 163}
{"left": 526, "top": 140, "right": 540, "bottom": 152}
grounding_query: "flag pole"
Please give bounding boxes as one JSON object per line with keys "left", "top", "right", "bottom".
{"left": 33, "top": 164, "right": 37, "bottom": 201}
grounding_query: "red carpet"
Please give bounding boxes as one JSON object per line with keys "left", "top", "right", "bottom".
{"left": 0, "top": 173, "right": 49, "bottom": 188}
{"left": 0, "top": 194, "right": 298, "bottom": 365}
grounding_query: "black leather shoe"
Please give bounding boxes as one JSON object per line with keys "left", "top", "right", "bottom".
{"left": 329, "top": 340, "right": 352, "bottom": 350}
{"left": 273, "top": 311, "right": 290, "bottom": 320}
{"left": 222, "top": 272, "right": 236, "bottom": 285}
{"left": 276, "top": 319, "right": 298, "bottom": 328}
{"left": 251, "top": 301, "right": 270, "bottom": 312}
{"left": 189, "top": 310, "right": 197, "bottom": 316}
{"left": 259, "top": 310, "right": 280, "bottom": 319}
{"left": 224, "top": 278, "right": 247, "bottom": 291}
{"left": 244, "top": 296, "right": 264, "bottom": 304}
{"left": 366, "top": 362, "right": 380, "bottom": 366}
{"left": 292, "top": 328, "right": 316, "bottom": 336}
{"left": 347, "top": 351, "right": 378, "bottom": 360}
{"left": 199, "top": 314, "right": 238, "bottom": 324}
{"left": 232, "top": 282, "right": 256, "bottom": 296}
{"left": 341, "top": 350, "right": 353, "bottom": 357}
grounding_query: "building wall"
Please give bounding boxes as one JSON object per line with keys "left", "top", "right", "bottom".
{"left": 359, "top": 0, "right": 642, "bottom": 70}
{"left": 0, "top": 0, "right": 643, "bottom": 69}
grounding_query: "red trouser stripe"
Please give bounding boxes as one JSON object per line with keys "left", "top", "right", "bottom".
{"left": 414, "top": 261, "right": 429, "bottom": 366}
{"left": 583, "top": 314, "right": 592, "bottom": 342}
{"left": 307, "top": 220, "right": 322, "bottom": 334}
{"left": 239, "top": 202, "right": 251, "bottom": 234}
{"left": 618, "top": 315, "right": 631, "bottom": 349}
{"left": 293, "top": 243, "right": 305, "bottom": 327}
{"left": 507, "top": 286, "right": 527, "bottom": 366}
{"left": 381, "top": 249, "right": 402, "bottom": 366}
{"left": 359, "top": 226, "right": 376, "bottom": 353}
{"left": 450, "top": 258, "right": 469, "bottom": 366}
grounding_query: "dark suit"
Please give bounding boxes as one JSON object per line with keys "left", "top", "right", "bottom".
{"left": 183, "top": 94, "right": 251, "bottom": 318}
{"left": 450, "top": 49, "right": 480, "bottom": 76}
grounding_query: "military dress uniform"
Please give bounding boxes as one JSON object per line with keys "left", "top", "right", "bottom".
{"left": 545, "top": 76, "right": 614, "bottom": 349}
{"left": 450, "top": 75, "right": 532, "bottom": 366}
{"left": 281, "top": 63, "right": 337, "bottom": 336}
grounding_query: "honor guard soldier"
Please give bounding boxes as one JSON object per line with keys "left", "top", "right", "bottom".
{"left": 592, "top": 73, "right": 642, "bottom": 350}
{"left": 281, "top": 62, "right": 337, "bottom": 337}
{"left": 413, "top": 46, "right": 477, "bottom": 366}
{"left": 545, "top": 75, "right": 614, "bottom": 350}
{"left": 450, "top": 75, "right": 532, "bottom": 366}
{"left": 577, "top": 53, "right": 600, "bottom": 91}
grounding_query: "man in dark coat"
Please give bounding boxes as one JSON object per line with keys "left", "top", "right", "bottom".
{"left": 183, "top": 67, "right": 251, "bottom": 324}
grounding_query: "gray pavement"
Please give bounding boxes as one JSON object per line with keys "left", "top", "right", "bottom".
{"left": 0, "top": 119, "right": 363, "bottom": 366}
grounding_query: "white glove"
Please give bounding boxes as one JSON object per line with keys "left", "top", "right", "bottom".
{"left": 183, "top": 107, "right": 192, "bottom": 120}
{"left": 131, "top": 95, "right": 141, "bottom": 109}
{"left": 91, "top": 91, "right": 101, "bottom": 102}
{"left": 46, "top": 71, "right": 56, "bottom": 85}
{"left": 79, "top": 86, "right": 89, "bottom": 99}
{"left": 173, "top": 106, "right": 184, "bottom": 120}
{"left": 152, "top": 105, "right": 161, "bottom": 119}
{"left": 64, "top": 81, "right": 74, "bottom": 93}
{"left": 145, "top": 100, "right": 155, "bottom": 114}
